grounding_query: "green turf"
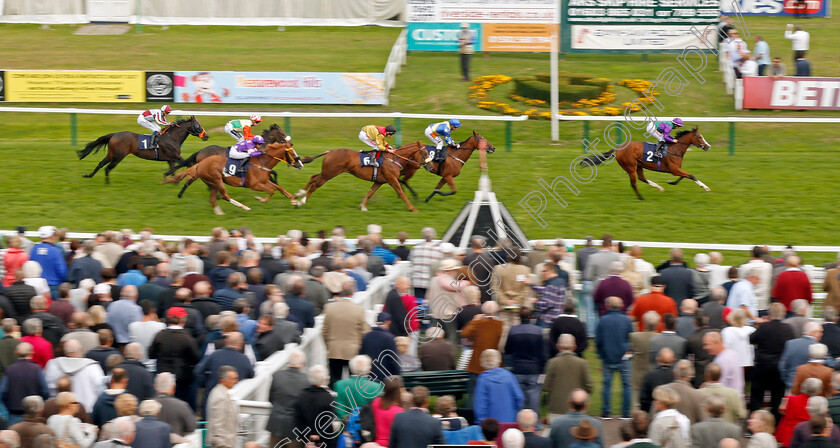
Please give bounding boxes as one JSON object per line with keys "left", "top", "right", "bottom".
{"left": 0, "top": 14, "right": 838, "bottom": 258}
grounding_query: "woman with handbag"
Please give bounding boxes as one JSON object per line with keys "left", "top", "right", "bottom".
{"left": 47, "top": 392, "right": 98, "bottom": 447}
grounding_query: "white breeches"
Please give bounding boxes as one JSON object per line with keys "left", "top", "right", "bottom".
{"left": 646, "top": 122, "right": 664, "bottom": 142}
{"left": 225, "top": 123, "right": 244, "bottom": 142}
{"left": 359, "top": 131, "right": 379, "bottom": 151}
{"left": 228, "top": 147, "right": 250, "bottom": 160}
{"left": 137, "top": 116, "right": 161, "bottom": 133}
{"left": 425, "top": 127, "right": 444, "bottom": 149}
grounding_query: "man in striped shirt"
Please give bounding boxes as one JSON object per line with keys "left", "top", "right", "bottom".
{"left": 534, "top": 263, "right": 566, "bottom": 327}
{"left": 408, "top": 228, "right": 443, "bottom": 301}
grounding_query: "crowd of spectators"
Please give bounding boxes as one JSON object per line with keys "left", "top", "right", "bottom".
{"left": 0, "top": 225, "right": 836, "bottom": 448}
{"left": 719, "top": 19, "right": 813, "bottom": 78}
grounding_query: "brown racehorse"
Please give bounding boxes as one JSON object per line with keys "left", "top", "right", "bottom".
{"left": 294, "top": 142, "right": 433, "bottom": 212}
{"left": 582, "top": 127, "right": 712, "bottom": 200}
{"left": 163, "top": 123, "right": 292, "bottom": 177}
{"left": 399, "top": 131, "right": 496, "bottom": 202}
{"left": 162, "top": 141, "right": 304, "bottom": 215}
{"left": 78, "top": 116, "right": 209, "bottom": 184}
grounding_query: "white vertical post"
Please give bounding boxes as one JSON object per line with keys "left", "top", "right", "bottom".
{"left": 550, "top": 31, "right": 559, "bottom": 141}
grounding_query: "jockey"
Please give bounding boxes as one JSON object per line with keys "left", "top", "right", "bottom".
{"left": 359, "top": 124, "right": 396, "bottom": 168}
{"left": 228, "top": 134, "right": 266, "bottom": 160}
{"left": 137, "top": 105, "right": 174, "bottom": 150}
{"left": 225, "top": 114, "right": 263, "bottom": 143}
{"left": 646, "top": 118, "right": 684, "bottom": 159}
{"left": 425, "top": 119, "right": 461, "bottom": 152}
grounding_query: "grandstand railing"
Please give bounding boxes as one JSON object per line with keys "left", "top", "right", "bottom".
{"left": 229, "top": 261, "right": 410, "bottom": 445}
{"left": 383, "top": 29, "right": 408, "bottom": 105}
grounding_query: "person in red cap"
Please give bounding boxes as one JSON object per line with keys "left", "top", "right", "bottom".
{"left": 149, "top": 307, "right": 200, "bottom": 408}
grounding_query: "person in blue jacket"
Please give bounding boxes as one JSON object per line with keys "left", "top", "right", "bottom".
{"left": 29, "top": 226, "right": 67, "bottom": 299}
{"left": 473, "top": 348, "right": 524, "bottom": 424}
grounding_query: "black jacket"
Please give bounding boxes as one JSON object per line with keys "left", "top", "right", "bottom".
{"left": 660, "top": 265, "right": 695, "bottom": 306}
{"left": 360, "top": 327, "right": 400, "bottom": 381}
{"left": 524, "top": 432, "right": 552, "bottom": 448}
{"left": 640, "top": 365, "right": 674, "bottom": 413}
{"left": 750, "top": 319, "right": 796, "bottom": 366}
{"left": 30, "top": 311, "right": 67, "bottom": 348}
{"left": 389, "top": 408, "right": 445, "bottom": 448}
{"left": 295, "top": 386, "right": 339, "bottom": 448}
{"left": 86, "top": 346, "right": 121, "bottom": 373}
{"left": 383, "top": 288, "right": 409, "bottom": 337}
{"left": 117, "top": 359, "right": 155, "bottom": 400}
{"left": 190, "top": 297, "right": 221, "bottom": 321}
{"left": 4, "top": 281, "right": 37, "bottom": 321}
{"left": 149, "top": 328, "right": 200, "bottom": 383}
{"left": 823, "top": 322, "right": 840, "bottom": 358}
{"left": 549, "top": 315, "right": 588, "bottom": 357}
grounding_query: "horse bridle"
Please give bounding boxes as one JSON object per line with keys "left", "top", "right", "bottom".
{"left": 388, "top": 144, "right": 430, "bottom": 167}
{"left": 260, "top": 144, "right": 300, "bottom": 166}
{"left": 667, "top": 131, "right": 704, "bottom": 158}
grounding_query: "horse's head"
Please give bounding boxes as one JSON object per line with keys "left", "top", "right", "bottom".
{"left": 265, "top": 142, "right": 304, "bottom": 170}
{"left": 472, "top": 131, "right": 496, "bottom": 154}
{"left": 185, "top": 116, "right": 209, "bottom": 141}
{"left": 692, "top": 127, "right": 711, "bottom": 151}
{"left": 263, "top": 123, "right": 293, "bottom": 147}
{"left": 417, "top": 142, "right": 435, "bottom": 171}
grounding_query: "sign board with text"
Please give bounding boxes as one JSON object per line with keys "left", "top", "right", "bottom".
{"left": 720, "top": 0, "right": 830, "bottom": 16}
{"left": 570, "top": 24, "right": 717, "bottom": 50}
{"left": 742, "top": 76, "right": 840, "bottom": 110}
{"left": 4, "top": 70, "right": 145, "bottom": 102}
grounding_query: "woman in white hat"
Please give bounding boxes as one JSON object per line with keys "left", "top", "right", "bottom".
{"left": 424, "top": 258, "right": 472, "bottom": 343}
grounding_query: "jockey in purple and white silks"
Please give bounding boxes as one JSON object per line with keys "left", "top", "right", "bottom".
{"left": 228, "top": 135, "right": 266, "bottom": 160}
{"left": 646, "top": 118, "right": 684, "bottom": 159}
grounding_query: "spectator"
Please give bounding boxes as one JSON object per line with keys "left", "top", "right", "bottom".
{"left": 389, "top": 386, "right": 445, "bottom": 448}
{"left": 148, "top": 308, "right": 201, "bottom": 409}
{"left": 132, "top": 400, "right": 172, "bottom": 448}
{"left": 0, "top": 343, "right": 49, "bottom": 424}
{"left": 462, "top": 301, "right": 503, "bottom": 404}
{"left": 105, "top": 285, "right": 143, "bottom": 346}
{"left": 322, "top": 279, "right": 369, "bottom": 387}
{"left": 639, "top": 348, "right": 675, "bottom": 414}
{"left": 212, "top": 272, "right": 247, "bottom": 312}
{"left": 628, "top": 276, "right": 678, "bottom": 332}
{"left": 690, "top": 254, "right": 712, "bottom": 305}
{"left": 753, "top": 35, "right": 771, "bottom": 75}
{"left": 785, "top": 299, "right": 813, "bottom": 338}
{"left": 596, "top": 296, "right": 633, "bottom": 419}
{"left": 649, "top": 386, "right": 689, "bottom": 448}
{"left": 750, "top": 302, "right": 796, "bottom": 422}
{"left": 8, "top": 395, "right": 54, "bottom": 446}
{"left": 284, "top": 276, "right": 315, "bottom": 329}
{"left": 674, "top": 298, "right": 698, "bottom": 339}
{"left": 61, "top": 312, "right": 100, "bottom": 356}
{"left": 127, "top": 301, "right": 166, "bottom": 370}
{"left": 371, "top": 376, "right": 405, "bottom": 447}
{"left": 799, "top": 414, "right": 836, "bottom": 448}
{"left": 659, "top": 249, "right": 695, "bottom": 307}
{"left": 45, "top": 391, "right": 98, "bottom": 446}
{"left": 534, "top": 261, "right": 567, "bottom": 328}
{"left": 395, "top": 336, "right": 420, "bottom": 372}
{"left": 722, "top": 308, "right": 756, "bottom": 374}
{"left": 493, "top": 247, "right": 534, "bottom": 346}
{"left": 333, "top": 355, "right": 380, "bottom": 420}
{"left": 207, "top": 251, "right": 235, "bottom": 291}
{"left": 426, "top": 259, "right": 470, "bottom": 343}
{"left": 191, "top": 281, "right": 221, "bottom": 321}
{"left": 778, "top": 377, "right": 824, "bottom": 446}
{"left": 207, "top": 366, "right": 239, "bottom": 448}
{"left": 594, "top": 262, "right": 634, "bottom": 315}
{"left": 785, "top": 24, "right": 810, "bottom": 63}
{"left": 47, "top": 283, "right": 74, "bottom": 326}
{"left": 418, "top": 327, "right": 457, "bottom": 371}
{"left": 517, "top": 409, "right": 550, "bottom": 448}
{"left": 21, "top": 261, "right": 50, "bottom": 301}
{"left": 796, "top": 55, "right": 812, "bottom": 77}
{"left": 85, "top": 329, "right": 120, "bottom": 373}
{"left": 703, "top": 331, "right": 743, "bottom": 392}
{"left": 770, "top": 57, "right": 787, "bottom": 78}
{"left": 792, "top": 343, "right": 835, "bottom": 397}
{"left": 544, "top": 334, "right": 592, "bottom": 419}
{"left": 727, "top": 268, "right": 760, "bottom": 322}
{"left": 295, "top": 365, "right": 339, "bottom": 448}
{"left": 668, "top": 360, "right": 707, "bottom": 424}
{"left": 382, "top": 276, "right": 411, "bottom": 338}
{"left": 43, "top": 375, "right": 91, "bottom": 423}
{"left": 781, "top": 321, "right": 825, "bottom": 389}
{"left": 740, "top": 53, "right": 759, "bottom": 77}
{"left": 747, "top": 410, "right": 777, "bottom": 448}
{"left": 116, "top": 343, "right": 155, "bottom": 401}
{"left": 701, "top": 286, "right": 728, "bottom": 330}
{"left": 5, "top": 270, "right": 37, "bottom": 321}
{"left": 505, "top": 307, "right": 547, "bottom": 416}
{"left": 91, "top": 368, "right": 129, "bottom": 426}
{"left": 824, "top": 307, "right": 840, "bottom": 359}
{"left": 93, "top": 416, "right": 136, "bottom": 447}
{"left": 629, "top": 311, "right": 659, "bottom": 408}
{"left": 697, "top": 363, "right": 748, "bottom": 425}
{"left": 29, "top": 226, "right": 67, "bottom": 298}
{"left": 267, "top": 349, "right": 308, "bottom": 448}
{"left": 169, "top": 239, "right": 202, "bottom": 278}
{"left": 726, "top": 28, "right": 748, "bottom": 78}
{"left": 549, "top": 298, "right": 588, "bottom": 357}
{"left": 195, "top": 332, "right": 255, "bottom": 415}
{"left": 774, "top": 256, "right": 812, "bottom": 313}
{"left": 254, "top": 314, "right": 283, "bottom": 361}
{"left": 408, "top": 228, "right": 443, "bottom": 301}
{"left": 43, "top": 339, "right": 104, "bottom": 413}
{"left": 360, "top": 312, "right": 400, "bottom": 382}
{"left": 1, "top": 236, "right": 28, "bottom": 288}
{"left": 474, "top": 349, "right": 524, "bottom": 424}
{"left": 116, "top": 257, "right": 146, "bottom": 287}
{"left": 791, "top": 397, "right": 840, "bottom": 448}
{"left": 648, "top": 314, "right": 686, "bottom": 363}
{"left": 457, "top": 23, "right": 474, "bottom": 81}
{"left": 28, "top": 296, "right": 67, "bottom": 348}
{"left": 0, "top": 318, "right": 20, "bottom": 379}
{"left": 232, "top": 298, "right": 256, "bottom": 342}
{"left": 549, "top": 389, "right": 604, "bottom": 448}
{"left": 152, "top": 373, "right": 196, "bottom": 439}
{"left": 19, "top": 318, "right": 53, "bottom": 369}
{"left": 690, "top": 395, "right": 740, "bottom": 448}
{"left": 582, "top": 235, "right": 620, "bottom": 336}
{"left": 739, "top": 247, "right": 773, "bottom": 314}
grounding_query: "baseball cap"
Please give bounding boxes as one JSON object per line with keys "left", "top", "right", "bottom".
{"left": 377, "top": 312, "right": 392, "bottom": 324}
{"left": 167, "top": 307, "right": 188, "bottom": 318}
{"left": 16, "top": 226, "right": 25, "bottom": 234}
{"left": 38, "top": 226, "right": 56, "bottom": 239}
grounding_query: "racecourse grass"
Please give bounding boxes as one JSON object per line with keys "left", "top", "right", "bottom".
{"left": 0, "top": 11, "right": 838, "bottom": 262}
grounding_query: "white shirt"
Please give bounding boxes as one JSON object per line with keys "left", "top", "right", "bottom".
{"left": 721, "top": 325, "right": 756, "bottom": 367}
{"left": 739, "top": 259, "right": 772, "bottom": 310}
{"left": 633, "top": 257, "right": 657, "bottom": 294}
{"left": 653, "top": 408, "right": 691, "bottom": 440}
{"left": 784, "top": 29, "right": 810, "bottom": 51}
{"left": 708, "top": 264, "right": 731, "bottom": 289}
{"left": 740, "top": 60, "right": 759, "bottom": 77}
{"left": 728, "top": 38, "right": 747, "bottom": 65}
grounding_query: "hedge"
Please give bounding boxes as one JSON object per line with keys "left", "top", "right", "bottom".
{"left": 512, "top": 77, "right": 602, "bottom": 102}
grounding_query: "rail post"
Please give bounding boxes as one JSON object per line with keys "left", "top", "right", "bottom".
{"left": 582, "top": 121, "right": 590, "bottom": 152}
{"left": 395, "top": 117, "right": 402, "bottom": 146}
{"left": 505, "top": 121, "right": 512, "bottom": 152}
{"left": 729, "top": 122, "right": 735, "bottom": 156}
{"left": 284, "top": 117, "right": 291, "bottom": 137}
{"left": 70, "top": 113, "right": 77, "bottom": 146}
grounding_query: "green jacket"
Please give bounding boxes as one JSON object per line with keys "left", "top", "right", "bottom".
{"left": 332, "top": 375, "right": 382, "bottom": 419}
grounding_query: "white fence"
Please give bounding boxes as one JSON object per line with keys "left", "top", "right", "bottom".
{"left": 383, "top": 29, "right": 408, "bottom": 103}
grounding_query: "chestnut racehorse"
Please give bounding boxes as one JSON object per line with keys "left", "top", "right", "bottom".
{"left": 399, "top": 131, "right": 496, "bottom": 202}
{"left": 78, "top": 116, "right": 209, "bottom": 184}
{"left": 295, "top": 142, "right": 433, "bottom": 212}
{"left": 581, "top": 127, "right": 711, "bottom": 200}
{"left": 162, "top": 142, "right": 304, "bottom": 214}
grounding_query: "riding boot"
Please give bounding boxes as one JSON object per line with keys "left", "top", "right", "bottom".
{"left": 151, "top": 131, "right": 160, "bottom": 150}
{"left": 655, "top": 141, "right": 666, "bottom": 158}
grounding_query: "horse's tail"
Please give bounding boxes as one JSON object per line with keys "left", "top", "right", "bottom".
{"left": 300, "top": 152, "right": 328, "bottom": 164}
{"left": 164, "top": 150, "right": 200, "bottom": 176}
{"left": 77, "top": 134, "right": 114, "bottom": 159}
{"left": 580, "top": 150, "right": 615, "bottom": 167}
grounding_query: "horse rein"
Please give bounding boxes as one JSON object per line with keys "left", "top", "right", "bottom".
{"left": 388, "top": 146, "right": 429, "bottom": 166}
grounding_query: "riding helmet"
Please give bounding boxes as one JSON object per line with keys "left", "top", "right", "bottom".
{"left": 252, "top": 135, "right": 266, "bottom": 144}
{"left": 385, "top": 125, "right": 397, "bottom": 135}
{"left": 250, "top": 114, "right": 262, "bottom": 123}
{"left": 161, "top": 105, "right": 172, "bottom": 114}
{"left": 449, "top": 119, "right": 461, "bottom": 128}
{"left": 672, "top": 118, "right": 684, "bottom": 127}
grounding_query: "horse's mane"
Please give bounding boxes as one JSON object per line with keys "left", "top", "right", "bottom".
{"left": 174, "top": 117, "right": 194, "bottom": 125}
{"left": 675, "top": 130, "right": 692, "bottom": 139}
{"left": 263, "top": 142, "right": 289, "bottom": 150}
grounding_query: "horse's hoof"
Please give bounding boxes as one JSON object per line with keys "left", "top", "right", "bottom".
{"left": 294, "top": 189, "right": 306, "bottom": 198}
{"left": 290, "top": 200, "right": 299, "bottom": 207}
{"left": 360, "top": 206, "right": 368, "bottom": 212}
{"left": 242, "top": 206, "right": 251, "bottom": 211}
{"left": 299, "top": 197, "right": 307, "bottom": 205}
{"left": 657, "top": 187, "right": 665, "bottom": 192}
{"left": 213, "top": 206, "right": 225, "bottom": 215}
{"left": 255, "top": 196, "right": 269, "bottom": 203}
{"left": 410, "top": 208, "right": 419, "bottom": 213}
{"left": 82, "top": 174, "right": 91, "bottom": 178}
{"left": 704, "top": 187, "right": 711, "bottom": 191}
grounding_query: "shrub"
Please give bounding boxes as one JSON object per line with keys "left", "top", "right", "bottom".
{"left": 513, "top": 77, "right": 602, "bottom": 103}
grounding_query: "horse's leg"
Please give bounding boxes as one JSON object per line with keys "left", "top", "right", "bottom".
{"left": 165, "top": 160, "right": 177, "bottom": 178}
{"left": 360, "top": 184, "right": 384, "bottom": 211}
{"left": 399, "top": 179, "right": 417, "bottom": 199}
{"left": 83, "top": 156, "right": 110, "bottom": 179}
{"left": 425, "top": 178, "right": 448, "bottom": 202}
{"left": 386, "top": 176, "right": 419, "bottom": 213}
{"left": 670, "top": 168, "right": 711, "bottom": 191}
{"left": 218, "top": 184, "right": 251, "bottom": 211}
{"left": 269, "top": 182, "right": 300, "bottom": 206}
{"left": 637, "top": 167, "right": 664, "bottom": 192}
{"left": 103, "top": 154, "right": 128, "bottom": 185}
{"left": 621, "top": 161, "right": 644, "bottom": 200}
{"left": 252, "top": 181, "right": 298, "bottom": 206}
{"left": 437, "top": 176, "right": 458, "bottom": 196}
{"left": 667, "top": 176, "right": 685, "bottom": 186}
{"left": 302, "top": 171, "right": 339, "bottom": 205}
{"left": 208, "top": 186, "right": 224, "bottom": 215}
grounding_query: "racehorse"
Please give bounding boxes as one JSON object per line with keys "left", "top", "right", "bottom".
{"left": 78, "top": 116, "right": 209, "bottom": 184}
{"left": 294, "top": 142, "right": 433, "bottom": 213}
{"left": 163, "top": 124, "right": 292, "bottom": 177}
{"left": 581, "top": 127, "right": 712, "bottom": 200}
{"left": 398, "top": 131, "right": 496, "bottom": 202}
{"left": 162, "top": 141, "right": 304, "bottom": 215}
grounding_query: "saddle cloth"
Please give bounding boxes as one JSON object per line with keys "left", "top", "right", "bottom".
{"left": 137, "top": 134, "right": 154, "bottom": 150}
{"left": 642, "top": 141, "right": 665, "bottom": 162}
{"left": 359, "top": 151, "right": 385, "bottom": 167}
{"left": 425, "top": 145, "right": 447, "bottom": 163}
{"left": 224, "top": 157, "right": 250, "bottom": 177}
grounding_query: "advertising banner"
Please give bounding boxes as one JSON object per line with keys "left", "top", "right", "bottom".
{"left": 571, "top": 25, "right": 717, "bottom": 50}
{"left": 565, "top": 0, "right": 720, "bottom": 25}
{"left": 145, "top": 72, "right": 175, "bottom": 102}
{"left": 742, "top": 76, "right": 840, "bottom": 110}
{"left": 482, "top": 23, "right": 558, "bottom": 52}
{"left": 721, "top": 0, "right": 830, "bottom": 16}
{"left": 407, "top": 22, "right": 482, "bottom": 52}
{"left": 173, "top": 71, "right": 386, "bottom": 105}
{"left": 4, "top": 70, "right": 145, "bottom": 102}
{"left": 406, "top": 0, "right": 559, "bottom": 24}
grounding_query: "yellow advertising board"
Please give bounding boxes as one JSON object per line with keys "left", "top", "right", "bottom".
{"left": 5, "top": 70, "right": 145, "bottom": 102}
{"left": 481, "top": 24, "right": 559, "bottom": 52}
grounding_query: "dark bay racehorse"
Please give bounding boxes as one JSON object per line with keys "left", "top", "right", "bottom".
{"left": 582, "top": 127, "right": 711, "bottom": 200}
{"left": 78, "top": 116, "right": 208, "bottom": 184}
{"left": 295, "top": 142, "right": 433, "bottom": 212}
{"left": 163, "top": 124, "right": 292, "bottom": 177}
{"left": 162, "top": 142, "right": 304, "bottom": 215}
{"left": 399, "top": 131, "right": 496, "bottom": 202}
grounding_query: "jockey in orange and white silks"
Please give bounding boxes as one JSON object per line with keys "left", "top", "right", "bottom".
{"left": 225, "top": 114, "right": 263, "bottom": 143}
{"left": 137, "top": 105, "right": 174, "bottom": 149}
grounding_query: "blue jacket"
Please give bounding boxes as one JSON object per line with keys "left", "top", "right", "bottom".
{"left": 596, "top": 310, "right": 632, "bottom": 364}
{"left": 285, "top": 295, "right": 315, "bottom": 328}
{"left": 194, "top": 346, "right": 255, "bottom": 392}
{"left": 373, "top": 246, "right": 397, "bottom": 265}
{"left": 212, "top": 287, "right": 244, "bottom": 311}
{"left": 473, "top": 367, "right": 524, "bottom": 423}
{"left": 779, "top": 335, "right": 822, "bottom": 387}
{"left": 428, "top": 121, "right": 456, "bottom": 145}
{"left": 133, "top": 416, "right": 173, "bottom": 448}
{"left": 360, "top": 326, "right": 401, "bottom": 381}
{"left": 207, "top": 266, "right": 236, "bottom": 291}
{"left": 116, "top": 270, "right": 146, "bottom": 287}
{"left": 504, "top": 323, "right": 548, "bottom": 375}
{"left": 29, "top": 242, "right": 67, "bottom": 285}
{"left": 343, "top": 269, "right": 367, "bottom": 292}
{"left": 0, "top": 360, "right": 49, "bottom": 413}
